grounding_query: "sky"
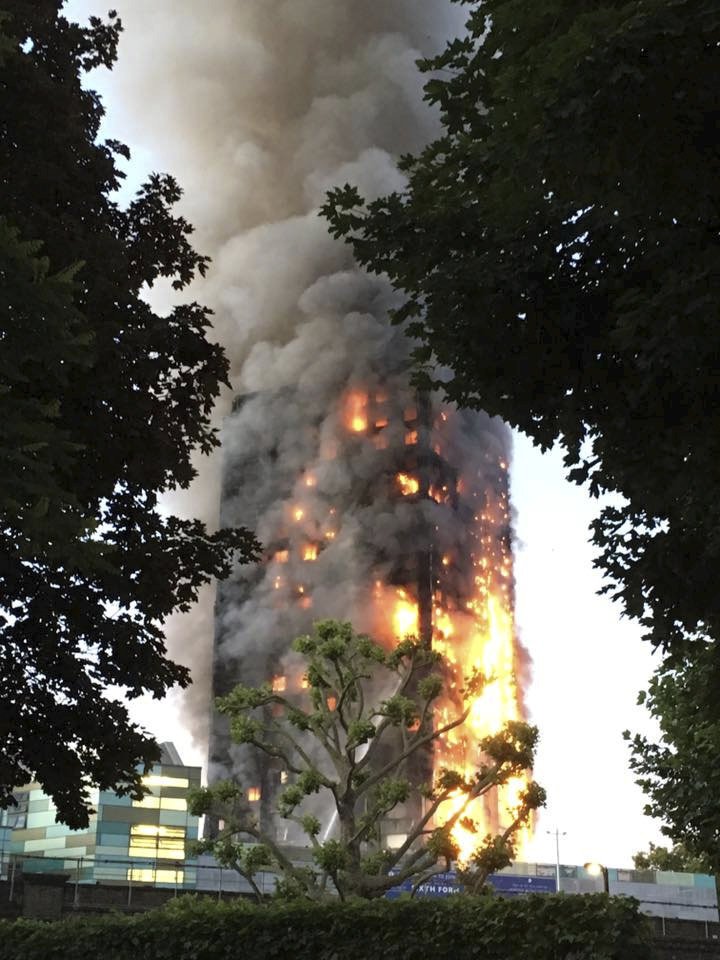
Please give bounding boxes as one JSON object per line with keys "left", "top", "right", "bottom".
{"left": 64, "top": 0, "right": 664, "bottom": 871}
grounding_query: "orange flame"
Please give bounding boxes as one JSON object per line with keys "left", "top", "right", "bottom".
{"left": 303, "top": 543, "right": 319, "bottom": 561}
{"left": 396, "top": 473, "right": 419, "bottom": 496}
{"left": 345, "top": 391, "right": 368, "bottom": 433}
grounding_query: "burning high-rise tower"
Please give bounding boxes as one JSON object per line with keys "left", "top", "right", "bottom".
{"left": 107, "top": 1, "right": 532, "bottom": 857}
{"left": 209, "top": 324, "right": 530, "bottom": 854}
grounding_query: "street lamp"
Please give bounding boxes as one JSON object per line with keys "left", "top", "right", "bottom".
{"left": 547, "top": 828, "right": 566, "bottom": 892}
{"left": 584, "top": 861, "right": 610, "bottom": 894}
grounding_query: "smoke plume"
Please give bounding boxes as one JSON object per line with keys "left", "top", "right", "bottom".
{"left": 97, "top": 0, "right": 474, "bottom": 751}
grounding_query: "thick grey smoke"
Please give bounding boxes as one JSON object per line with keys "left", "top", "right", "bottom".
{"left": 98, "top": 0, "right": 470, "bottom": 750}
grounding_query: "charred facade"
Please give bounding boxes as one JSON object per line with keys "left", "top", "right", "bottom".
{"left": 208, "top": 357, "right": 526, "bottom": 849}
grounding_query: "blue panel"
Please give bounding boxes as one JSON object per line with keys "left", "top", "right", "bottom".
{"left": 386, "top": 870, "right": 461, "bottom": 899}
{"left": 488, "top": 874, "right": 557, "bottom": 895}
{"left": 98, "top": 792, "right": 132, "bottom": 807}
{"left": 97, "top": 820, "right": 131, "bottom": 836}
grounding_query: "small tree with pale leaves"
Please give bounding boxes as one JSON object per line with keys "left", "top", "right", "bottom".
{"left": 190, "top": 620, "right": 544, "bottom": 901}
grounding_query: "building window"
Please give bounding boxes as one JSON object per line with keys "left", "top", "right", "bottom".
{"left": 247, "top": 787, "right": 261, "bottom": 802}
{"left": 142, "top": 775, "right": 190, "bottom": 789}
{"left": 128, "top": 867, "right": 184, "bottom": 885}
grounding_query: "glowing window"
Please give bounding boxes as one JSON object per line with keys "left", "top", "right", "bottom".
{"left": 271, "top": 675, "right": 287, "bottom": 692}
{"left": 248, "top": 787, "right": 261, "bottom": 802}
{"left": 128, "top": 868, "right": 184, "bottom": 884}
{"left": 160, "top": 797, "right": 187, "bottom": 811}
{"left": 280, "top": 771, "right": 289, "bottom": 784}
{"left": 142, "top": 775, "right": 189, "bottom": 789}
{"left": 326, "top": 695, "right": 337, "bottom": 711}
{"left": 405, "top": 430, "right": 418, "bottom": 446}
{"left": 274, "top": 550, "right": 289, "bottom": 564}
{"left": 131, "top": 824, "right": 184, "bottom": 840}
{"left": 129, "top": 845, "right": 160, "bottom": 859}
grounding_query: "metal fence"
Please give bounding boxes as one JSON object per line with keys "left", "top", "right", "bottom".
{"left": 0, "top": 850, "right": 281, "bottom": 909}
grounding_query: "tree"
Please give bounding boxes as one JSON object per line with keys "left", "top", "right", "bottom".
{"left": 191, "top": 620, "right": 544, "bottom": 902}
{"left": 323, "top": 0, "right": 720, "bottom": 854}
{"left": 626, "top": 643, "right": 720, "bottom": 874}
{"left": 0, "top": 5, "right": 258, "bottom": 826}
{"left": 633, "top": 841, "right": 710, "bottom": 875}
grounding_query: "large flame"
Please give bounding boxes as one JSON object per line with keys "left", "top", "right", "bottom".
{"left": 373, "top": 435, "right": 531, "bottom": 864}
{"left": 283, "top": 388, "right": 531, "bottom": 865}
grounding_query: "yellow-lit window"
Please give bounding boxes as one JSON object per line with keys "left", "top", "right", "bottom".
{"left": 142, "top": 775, "right": 190, "bottom": 789}
{"left": 129, "top": 844, "right": 160, "bottom": 859}
{"left": 158, "top": 838, "right": 185, "bottom": 854}
{"left": 271, "top": 675, "right": 287, "bottom": 692}
{"left": 131, "top": 825, "right": 185, "bottom": 840}
{"left": 133, "top": 795, "right": 160, "bottom": 809}
{"left": 247, "top": 787, "right": 261, "bottom": 802}
{"left": 128, "top": 868, "right": 185, "bottom": 884}
{"left": 160, "top": 797, "right": 187, "bottom": 811}
{"left": 156, "top": 846, "right": 184, "bottom": 859}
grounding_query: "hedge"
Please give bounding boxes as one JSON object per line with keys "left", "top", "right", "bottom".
{"left": 0, "top": 893, "right": 653, "bottom": 960}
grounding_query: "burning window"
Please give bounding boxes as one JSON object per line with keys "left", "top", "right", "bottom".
{"left": 326, "top": 695, "right": 337, "bottom": 711}
{"left": 345, "top": 390, "right": 368, "bottom": 433}
{"left": 280, "top": 771, "right": 288, "bottom": 784}
{"left": 271, "top": 675, "right": 287, "bottom": 692}
{"left": 273, "top": 550, "right": 289, "bottom": 564}
{"left": 302, "top": 543, "right": 319, "bottom": 561}
{"left": 292, "top": 507, "right": 305, "bottom": 522}
{"left": 304, "top": 473, "right": 317, "bottom": 487}
{"left": 405, "top": 430, "right": 418, "bottom": 446}
{"left": 247, "top": 787, "right": 261, "bottom": 803}
{"left": 396, "top": 473, "right": 419, "bottom": 496}
{"left": 375, "top": 416, "right": 389, "bottom": 430}
{"left": 300, "top": 675, "right": 309, "bottom": 689}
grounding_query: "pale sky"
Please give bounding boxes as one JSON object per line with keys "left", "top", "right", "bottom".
{"left": 64, "top": 0, "right": 664, "bottom": 870}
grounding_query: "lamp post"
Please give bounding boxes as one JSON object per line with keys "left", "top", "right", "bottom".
{"left": 584, "top": 861, "right": 610, "bottom": 893}
{"left": 547, "top": 828, "right": 566, "bottom": 892}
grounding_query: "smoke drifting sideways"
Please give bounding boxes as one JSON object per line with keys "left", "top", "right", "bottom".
{"left": 98, "top": 0, "right": 474, "bottom": 747}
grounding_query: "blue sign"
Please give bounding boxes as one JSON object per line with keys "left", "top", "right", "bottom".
{"left": 386, "top": 870, "right": 460, "bottom": 899}
{"left": 386, "top": 870, "right": 556, "bottom": 899}
{"left": 488, "top": 874, "right": 557, "bottom": 895}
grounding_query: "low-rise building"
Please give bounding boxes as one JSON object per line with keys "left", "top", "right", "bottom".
{"left": 8, "top": 743, "right": 200, "bottom": 888}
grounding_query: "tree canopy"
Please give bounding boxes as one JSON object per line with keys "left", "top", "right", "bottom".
{"left": 0, "top": 3, "right": 257, "bottom": 826}
{"left": 191, "top": 620, "right": 544, "bottom": 901}
{"left": 633, "top": 841, "right": 711, "bottom": 875}
{"left": 323, "top": 0, "right": 720, "bottom": 856}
